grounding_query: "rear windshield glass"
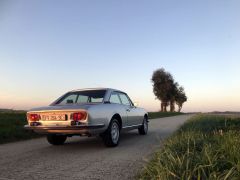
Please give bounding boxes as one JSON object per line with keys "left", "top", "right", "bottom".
{"left": 55, "top": 90, "right": 106, "bottom": 105}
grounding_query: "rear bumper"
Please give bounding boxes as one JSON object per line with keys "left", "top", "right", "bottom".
{"left": 24, "top": 124, "right": 105, "bottom": 135}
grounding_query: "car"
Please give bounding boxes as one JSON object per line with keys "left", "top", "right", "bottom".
{"left": 24, "top": 88, "right": 148, "bottom": 147}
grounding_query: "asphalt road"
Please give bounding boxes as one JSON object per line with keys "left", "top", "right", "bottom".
{"left": 0, "top": 114, "right": 193, "bottom": 180}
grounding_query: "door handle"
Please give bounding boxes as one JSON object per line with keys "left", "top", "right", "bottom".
{"left": 126, "top": 109, "right": 130, "bottom": 112}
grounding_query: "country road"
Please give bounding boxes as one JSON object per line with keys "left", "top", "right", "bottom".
{"left": 0, "top": 114, "right": 193, "bottom": 180}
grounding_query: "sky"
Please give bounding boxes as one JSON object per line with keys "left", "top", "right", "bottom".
{"left": 0, "top": 0, "right": 240, "bottom": 112}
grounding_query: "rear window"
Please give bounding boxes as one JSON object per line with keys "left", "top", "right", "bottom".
{"left": 55, "top": 90, "right": 106, "bottom": 105}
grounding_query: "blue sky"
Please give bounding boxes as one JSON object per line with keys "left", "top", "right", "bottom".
{"left": 0, "top": 0, "right": 240, "bottom": 112}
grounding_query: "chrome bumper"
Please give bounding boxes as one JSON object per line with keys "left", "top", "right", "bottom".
{"left": 24, "top": 124, "right": 105, "bottom": 135}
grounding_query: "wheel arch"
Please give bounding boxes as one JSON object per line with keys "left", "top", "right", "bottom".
{"left": 144, "top": 113, "right": 148, "bottom": 120}
{"left": 111, "top": 113, "right": 122, "bottom": 130}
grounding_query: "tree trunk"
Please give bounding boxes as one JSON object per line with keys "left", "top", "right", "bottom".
{"left": 170, "top": 101, "right": 175, "bottom": 112}
{"left": 163, "top": 102, "right": 168, "bottom": 112}
{"left": 163, "top": 105, "right": 167, "bottom": 112}
{"left": 178, "top": 105, "right": 182, "bottom": 112}
{"left": 161, "top": 102, "right": 164, "bottom": 112}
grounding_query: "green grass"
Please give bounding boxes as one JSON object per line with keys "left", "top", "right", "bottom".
{"left": 0, "top": 112, "right": 40, "bottom": 144}
{"left": 139, "top": 114, "right": 240, "bottom": 179}
{"left": 148, "top": 112, "right": 183, "bottom": 119}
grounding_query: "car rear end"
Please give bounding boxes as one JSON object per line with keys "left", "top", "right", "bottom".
{"left": 25, "top": 109, "right": 105, "bottom": 136}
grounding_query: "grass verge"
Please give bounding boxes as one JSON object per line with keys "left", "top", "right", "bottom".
{"left": 148, "top": 112, "right": 183, "bottom": 119}
{"left": 0, "top": 112, "right": 40, "bottom": 144}
{"left": 139, "top": 114, "right": 240, "bottom": 179}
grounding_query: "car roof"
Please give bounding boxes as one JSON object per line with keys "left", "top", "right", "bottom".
{"left": 70, "top": 88, "right": 124, "bottom": 93}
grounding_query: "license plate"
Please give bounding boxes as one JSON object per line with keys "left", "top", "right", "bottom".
{"left": 41, "top": 114, "right": 66, "bottom": 121}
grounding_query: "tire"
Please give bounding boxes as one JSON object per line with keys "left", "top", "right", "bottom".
{"left": 138, "top": 116, "right": 148, "bottom": 135}
{"left": 102, "top": 119, "right": 120, "bottom": 147}
{"left": 47, "top": 134, "right": 67, "bottom": 145}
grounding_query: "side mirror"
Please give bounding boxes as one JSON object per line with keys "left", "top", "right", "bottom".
{"left": 133, "top": 102, "right": 139, "bottom": 107}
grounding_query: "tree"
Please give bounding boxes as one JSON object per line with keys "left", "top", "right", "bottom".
{"left": 151, "top": 68, "right": 175, "bottom": 112}
{"left": 175, "top": 86, "right": 187, "bottom": 112}
{"left": 151, "top": 68, "right": 187, "bottom": 112}
{"left": 169, "top": 82, "right": 179, "bottom": 112}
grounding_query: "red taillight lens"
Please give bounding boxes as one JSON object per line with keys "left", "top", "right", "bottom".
{"left": 72, "top": 112, "right": 87, "bottom": 121}
{"left": 28, "top": 114, "right": 41, "bottom": 121}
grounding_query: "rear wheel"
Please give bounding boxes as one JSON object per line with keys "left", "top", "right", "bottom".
{"left": 47, "top": 134, "right": 67, "bottom": 145}
{"left": 102, "top": 119, "right": 120, "bottom": 147}
{"left": 138, "top": 116, "right": 148, "bottom": 135}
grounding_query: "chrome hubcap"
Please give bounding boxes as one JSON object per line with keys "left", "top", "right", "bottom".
{"left": 111, "top": 122, "right": 119, "bottom": 144}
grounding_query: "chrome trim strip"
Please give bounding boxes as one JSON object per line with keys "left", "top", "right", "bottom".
{"left": 27, "top": 109, "right": 88, "bottom": 113}
{"left": 24, "top": 124, "right": 105, "bottom": 130}
{"left": 122, "top": 124, "right": 142, "bottom": 129}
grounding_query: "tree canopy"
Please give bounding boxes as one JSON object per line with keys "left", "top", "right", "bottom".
{"left": 151, "top": 68, "right": 187, "bottom": 112}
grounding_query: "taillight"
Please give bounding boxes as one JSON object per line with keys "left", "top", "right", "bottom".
{"left": 72, "top": 112, "right": 87, "bottom": 121}
{"left": 28, "top": 114, "right": 41, "bottom": 121}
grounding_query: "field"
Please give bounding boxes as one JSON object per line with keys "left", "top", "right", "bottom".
{"left": 148, "top": 112, "right": 183, "bottom": 119}
{"left": 139, "top": 114, "right": 240, "bottom": 179}
{"left": 0, "top": 112, "right": 40, "bottom": 144}
{"left": 0, "top": 111, "right": 181, "bottom": 144}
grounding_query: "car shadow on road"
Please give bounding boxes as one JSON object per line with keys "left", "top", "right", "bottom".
{"left": 41, "top": 130, "right": 156, "bottom": 152}
{"left": 37, "top": 127, "right": 174, "bottom": 157}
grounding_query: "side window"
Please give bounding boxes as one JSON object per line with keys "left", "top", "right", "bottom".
{"left": 119, "top": 93, "right": 131, "bottom": 106}
{"left": 90, "top": 97, "right": 104, "bottom": 103}
{"left": 59, "top": 94, "right": 78, "bottom": 104}
{"left": 76, "top": 95, "right": 89, "bottom": 103}
{"left": 110, "top": 93, "right": 121, "bottom": 104}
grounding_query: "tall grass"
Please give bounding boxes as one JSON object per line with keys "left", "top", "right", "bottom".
{"left": 140, "top": 115, "right": 240, "bottom": 179}
{"left": 0, "top": 112, "right": 40, "bottom": 144}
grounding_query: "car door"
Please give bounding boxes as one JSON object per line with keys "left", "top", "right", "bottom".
{"left": 109, "top": 92, "right": 128, "bottom": 127}
{"left": 118, "top": 93, "right": 140, "bottom": 126}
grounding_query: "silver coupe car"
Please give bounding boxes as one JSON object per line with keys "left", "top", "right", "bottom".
{"left": 24, "top": 88, "right": 148, "bottom": 147}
